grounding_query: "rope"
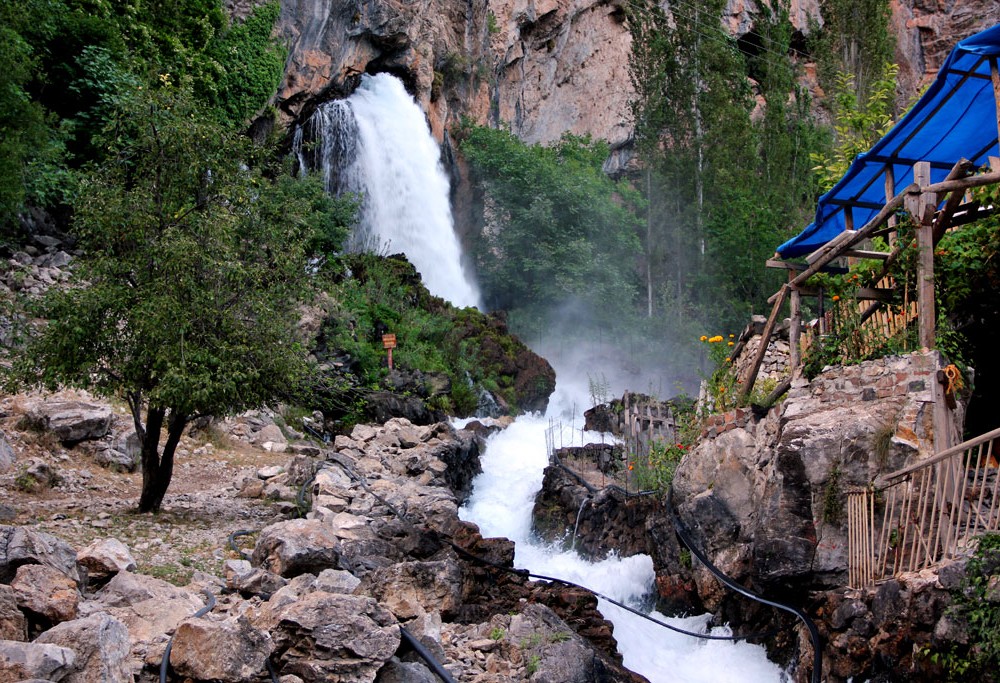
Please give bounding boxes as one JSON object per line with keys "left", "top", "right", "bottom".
{"left": 942, "top": 363, "right": 964, "bottom": 394}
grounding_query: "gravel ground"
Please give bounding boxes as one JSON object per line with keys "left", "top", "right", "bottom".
{"left": 0, "top": 392, "right": 294, "bottom": 586}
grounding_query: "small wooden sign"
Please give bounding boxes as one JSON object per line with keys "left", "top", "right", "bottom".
{"left": 382, "top": 334, "right": 397, "bottom": 349}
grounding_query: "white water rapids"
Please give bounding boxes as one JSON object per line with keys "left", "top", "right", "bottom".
{"left": 295, "top": 73, "right": 480, "bottom": 309}
{"left": 301, "top": 71, "right": 787, "bottom": 681}
{"left": 458, "top": 388, "right": 787, "bottom": 682}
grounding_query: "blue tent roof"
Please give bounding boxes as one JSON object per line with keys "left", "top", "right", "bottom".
{"left": 777, "top": 23, "right": 1000, "bottom": 259}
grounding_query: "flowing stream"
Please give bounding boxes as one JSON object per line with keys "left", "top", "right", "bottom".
{"left": 295, "top": 73, "right": 480, "bottom": 308}
{"left": 459, "top": 388, "right": 787, "bottom": 682}
{"left": 304, "top": 69, "right": 787, "bottom": 681}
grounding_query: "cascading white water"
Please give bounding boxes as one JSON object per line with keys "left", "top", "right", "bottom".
{"left": 459, "top": 387, "right": 787, "bottom": 682}
{"left": 295, "top": 73, "right": 480, "bottom": 309}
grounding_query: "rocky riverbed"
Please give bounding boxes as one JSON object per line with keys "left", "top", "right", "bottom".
{"left": 0, "top": 391, "right": 642, "bottom": 682}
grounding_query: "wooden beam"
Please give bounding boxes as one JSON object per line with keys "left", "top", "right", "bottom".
{"left": 769, "top": 190, "right": 910, "bottom": 304}
{"left": 740, "top": 285, "right": 788, "bottom": 403}
{"left": 855, "top": 287, "right": 894, "bottom": 302}
{"left": 766, "top": 259, "right": 849, "bottom": 274}
{"left": 991, "top": 57, "right": 1000, "bottom": 150}
{"left": 789, "top": 285, "right": 801, "bottom": 373}
{"left": 913, "top": 161, "right": 936, "bottom": 349}
{"left": 842, "top": 249, "right": 890, "bottom": 260}
{"left": 806, "top": 230, "right": 857, "bottom": 264}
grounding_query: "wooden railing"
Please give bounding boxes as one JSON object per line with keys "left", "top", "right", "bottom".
{"left": 848, "top": 426, "right": 1000, "bottom": 588}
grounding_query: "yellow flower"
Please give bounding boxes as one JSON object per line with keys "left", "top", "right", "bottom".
{"left": 729, "top": 334, "right": 735, "bottom": 338}
{"left": 728, "top": 341, "right": 734, "bottom": 346}
{"left": 709, "top": 335, "right": 724, "bottom": 343}
{"left": 700, "top": 335, "right": 708, "bottom": 342}
{"left": 725, "top": 357, "right": 731, "bottom": 363}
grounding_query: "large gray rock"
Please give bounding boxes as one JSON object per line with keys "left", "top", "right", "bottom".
{"left": 0, "top": 640, "right": 75, "bottom": 682}
{"left": 0, "top": 526, "right": 77, "bottom": 585}
{"left": 0, "top": 586, "right": 26, "bottom": 641}
{"left": 251, "top": 519, "right": 341, "bottom": 578}
{"left": 76, "top": 539, "right": 136, "bottom": 582}
{"left": 34, "top": 613, "right": 132, "bottom": 683}
{"left": 23, "top": 400, "right": 112, "bottom": 443}
{"left": 0, "top": 434, "right": 14, "bottom": 474}
{"left": 170, "top": 615, "right": 272, "bottom": 682}
{"left": 363, "top": 561, "right": 462, "bottom": 620}
{"left": 10, "top": 564, "right": 78, "bottom": 625}
{"left": 85, "top": 572, "right": 204, "bottom": 646}
{"left": 268, "top": 592, "right": 399, "bottom": 683}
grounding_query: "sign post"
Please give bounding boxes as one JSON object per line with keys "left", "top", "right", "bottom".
{"left": 382, "top": 333, "right": 397, "bottom": 370}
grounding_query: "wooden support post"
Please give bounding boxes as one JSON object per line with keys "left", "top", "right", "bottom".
{"left": 739, "top": 285, "right": 788, "bottom": 404}
{"left": 909, "top": 162, "right": 936, "bottom": 350}
{"left": 789, "top": 278, "right": 801, "bottom": 375}
{"left": 885, "top": 164, "right": 897, "bottom": 246}
{"left": 991, "top": 58, "right": 1000, "bottom": 147}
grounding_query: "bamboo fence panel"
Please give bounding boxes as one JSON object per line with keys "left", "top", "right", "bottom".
{"left": 847, "top": 427, "right": 1000, "bottom": 588}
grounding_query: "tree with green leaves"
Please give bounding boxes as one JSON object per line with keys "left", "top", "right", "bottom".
{"left": 459, "top": 127, "right": 642, "bottom": 334}
{"left": 627, "top": 0, "right": 823, "bottom": 332}
{"left": 14, "top": 82, "right": 349, "bottom": 512}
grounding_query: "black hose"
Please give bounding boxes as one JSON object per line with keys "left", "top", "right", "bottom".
{"left": 228, "top": 529, "right": 255, "bottom": 561}
{"left": 667, "top": 488, "right": 823, "bottom": 683}
{"left": 400, "top": 626, "right": 458, "bottom": 683}
{"left": 159, "top": 589, "right": 217, "bottom": 683}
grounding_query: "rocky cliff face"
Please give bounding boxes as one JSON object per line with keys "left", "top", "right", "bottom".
{"left": 267, "top": 0, "right": 1000, "bottom": 152}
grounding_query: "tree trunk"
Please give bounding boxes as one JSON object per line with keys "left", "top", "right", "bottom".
{"left": 137, "top": 407, "right": 187, "bottom": 513}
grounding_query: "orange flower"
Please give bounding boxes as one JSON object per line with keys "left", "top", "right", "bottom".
{"left": 832, "top": 295, "right": 840, "bottom": 302}
{"left": 628, "top": 464, "right": 634, "bottom": 471}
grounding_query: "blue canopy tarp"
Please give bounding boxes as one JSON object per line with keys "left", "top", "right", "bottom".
{"left": 777, "top": 23, "right": 1000, "bottom": 259}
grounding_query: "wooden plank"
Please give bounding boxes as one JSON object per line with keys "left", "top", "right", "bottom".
{"left": 992, "top": 58, "right": 1000, "bottom": 149}
{"left": 855, "top": 287, "right": 894, "bottom": 302}
{"left": 739, "top": 285, "right": 788, "bottom": 403}
{"left": 789, "top": 285, "right": 801, "bottom": 373}
{"left": 806, "top": 230, "right": 857, "bottom": 264}
{"left": 766, "top": 259, "right": 850, "bottom": 274}
{"left": 842, "top": 249, "right": 890, "bottom": 260}
{"left": 914, "top": 161, "right": 936, "bottom": 349}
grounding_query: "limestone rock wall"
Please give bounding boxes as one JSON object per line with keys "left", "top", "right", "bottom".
{"left": 264, "top": 0, "right": 1000, "bottom": 154}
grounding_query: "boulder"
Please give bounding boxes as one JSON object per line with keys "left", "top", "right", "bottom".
{"left": 0, "top": 526, "right": 81, "bottom": 585}
{"left": 363, "top": 561, "right": 462, "bottom": 619}
{"left": 23, "top": 400, "right": 112, "bottom": 443}
{"left": 269, "top": 592, "right": 399, "bottom": 683}
{"left": 0, "top": 434, "right": 14, "bottom": 474}
{"left": 76, "top": 539, "right": 136, "bottom": 582}
{"left": 0, "top": 586, "right": 26, "bottom": 641}
{"left": 0, "top": 640, "right": 75, "bottom": 682}
{"left": 33, "top": 613, "right": 132, "bottom": 683}
{"left": 10, "top": 564, "right": 78, "bottom": 625}
{"left": 170, "top": 615, "right": 272, "bottom": 682}
{"left": 223, "top": 560, "right": 288, "bottom": 598}
{"left": 86, "top": 572, "right": 205, "bottom": 646}
{"left": 251, "top": 519, "right": 341, "bottom": 578}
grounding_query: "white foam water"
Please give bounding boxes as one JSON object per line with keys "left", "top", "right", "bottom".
{"left": 459, "top": 386, "right": 786, "bottom": 683}
{"left": 296, "top": 73, "right": 480, "bottom": 309}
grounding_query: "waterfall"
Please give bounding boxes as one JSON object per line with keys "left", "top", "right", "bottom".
{"left": 459, "top": 385, "right": 787, "bottom": 682}
{"left": 295, "top": 73, "right": 481, "bottom": 309}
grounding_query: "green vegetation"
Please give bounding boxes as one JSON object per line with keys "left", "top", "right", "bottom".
{"left": 459, "top": 126, "right": 642, "bottom": 332}
{"left": 317, "top": 253, "right": 554, "bottom": 420}
{"left": 921, "top": 533, "right": 1000, "bottom": 681}
{"left": 627, "top": 0, "right": 824, "bottom": 337}
{"left": 12, "top": 82, "right": 348, "bottom": 512}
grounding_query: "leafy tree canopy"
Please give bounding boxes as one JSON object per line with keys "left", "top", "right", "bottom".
{"left": 459, "top": 126, "right": 642, "bottom": 332}
{"left": 13, "top": 82, "right": 350, "bottom": 511}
